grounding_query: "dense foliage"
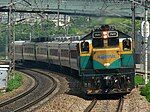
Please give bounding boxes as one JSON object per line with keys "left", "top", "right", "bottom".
{"left": 135, "top": 75, "right": 144, "bottom": 85}
{"left": 140, "top": 82, "right": 150, "bottom": 102}
{"left": 0, "top": 23, "right": 7, "bottom": 53}
{"left": 7, "top": 72, "right": 23, "bottom": 92}
{"left": 104, "top": 17, "right": 141, "bottom": 34}
{"left": 136, "top": 75, "right": 150, "bottom": 102}
{"left": 0, "top": 16, "right": 140, "bottom": 56}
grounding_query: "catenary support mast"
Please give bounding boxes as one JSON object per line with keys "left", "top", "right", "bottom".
{"left": 8, "top": 0, "right": 15, "bottom": 71}
{"left": 144, "top": 0, "right": 149, "bottom": 84}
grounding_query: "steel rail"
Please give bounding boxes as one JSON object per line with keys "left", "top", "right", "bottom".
{"left": 0, "top": 67, "right": 38, "bottom": 107}
{"left": 13, "top": 67, "right": 58, "bottom": 112}
{"left": 0, "top": 66, "right": 58, "bottom": 112}
{"left": 84, "top": 98, "right": 97, "bottom": 112}
{"left": 116, "top": 97, "right": 124, "bottom": 112}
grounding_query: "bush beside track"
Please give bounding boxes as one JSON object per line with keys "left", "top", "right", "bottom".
{"left": 135, "top": 74, "right": 150, "bottom": 102}
{"left": 135, "top": 75, "right": 144, "bottom": 86}
{"left": 6, "top": 71, "right": 23, "bottom": 92}
{"left": 140, "top": 82, "right": 150, "bottom": 102}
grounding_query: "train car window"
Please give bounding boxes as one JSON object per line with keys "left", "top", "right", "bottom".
{"left": 92, "top": 38, "right": 104, "bottom": 48}
{"left": 123, "top": 39, "right": 131, "bottom": 51}
{"left": 37, "top": 48, "right": 47, "bottom": 55}
{"left": 24, "top": 47, "right": 34, "bottom": 53}
{"left": 61, "top": 49, "right": 69, "bottom": 57}
{"left": 81, "top": 41, "right": 89, "bottom": 52}
{"left": 50, "top": 49, "right": 58, "bottom": 56}
{"left": 76, "top": 43, "right": 79, "bottom": 52}
{"left": 15, "top": 46, "right": 22, "bottom": 53}
{"left": 108, "top": 38, "right": 119, "bottom": 47}
{"left": 70, "top": 50, "right": 77, "bottom": 59}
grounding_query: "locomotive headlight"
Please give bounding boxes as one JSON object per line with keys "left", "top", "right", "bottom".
{"left": 104, "top": 63, "right": 110, "bottom": 67}
{"left": 102, "top": 31, "right": 108, "bottom": 39}
{"left": 104, "top": 76, "right": 111, "bottom": 80}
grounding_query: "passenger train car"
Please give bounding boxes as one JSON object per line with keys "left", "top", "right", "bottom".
{"left": 14, "top": 25, "right": 135, "bottom": 94}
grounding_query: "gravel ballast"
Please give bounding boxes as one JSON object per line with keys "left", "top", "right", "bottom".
{"left": 34, "top": 88, "right": 150, "bottom": 112}
{"left": 123, "top": 89, "right": 150, "bottom": 112}
{"left": 1, "top": 70, "right": 150, "bottom": 112}
{"left": 34, "top": 94, "right": 91, "bottom": 112}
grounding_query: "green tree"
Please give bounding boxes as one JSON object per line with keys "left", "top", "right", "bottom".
{"left": 104, "top": 17, "right": 141, "bottom": 34}
{"left": 0, "top": 23, "right": 7, "bottom": 54}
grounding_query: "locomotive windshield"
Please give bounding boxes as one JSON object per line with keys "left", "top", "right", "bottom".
{"left": 92, "top": 38, "right": 104, "bottom": 48}
{"left": 108, "top": 38, "right": 119, "bottom": 47}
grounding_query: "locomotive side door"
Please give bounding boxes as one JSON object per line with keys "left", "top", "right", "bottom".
{"left": 79, "top": 40, "right": 92, "bottom": 72}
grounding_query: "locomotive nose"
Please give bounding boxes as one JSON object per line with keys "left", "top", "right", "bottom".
{"left": 92, "top": 48, "right": 121, "bottom": 69}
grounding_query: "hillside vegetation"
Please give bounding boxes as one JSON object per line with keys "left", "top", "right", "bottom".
{"left": 0, "top": 17, "right": 140, "bottom": 55}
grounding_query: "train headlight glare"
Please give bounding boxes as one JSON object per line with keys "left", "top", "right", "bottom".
{"left": 104, "top": 63, "right": 110, "bottom": 67}
{"left": 104, "top": 76, "right": 111, "bottom": 80}
{"left": 115, "top": 79, "right": 118, "bottom": 82}
{"left": 127, "top": 77, "right": 130, "bottom": 80}
{"left": 102, "top": 31, "right": 108, "bottom": 39}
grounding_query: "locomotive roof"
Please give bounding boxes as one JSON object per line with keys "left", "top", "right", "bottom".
{"left": 81, "top": 29, "right": 132, "bottom": 40}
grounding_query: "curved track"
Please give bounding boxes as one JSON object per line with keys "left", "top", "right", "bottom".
{"left": 0, "top": 67, "right": 59, "bottom": 112}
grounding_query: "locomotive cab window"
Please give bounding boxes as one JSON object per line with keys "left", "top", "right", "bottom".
{"left": 81, "top": 41, "right": 89, "bottom": 52}
{"left": 92, "top": 38, "right": 104, "bottom": 48}
{"left": 123, "top": 39, "right": 131, "bottom": 51}
{"left": 108, "top": 38, "right": 119, "bottom": 47}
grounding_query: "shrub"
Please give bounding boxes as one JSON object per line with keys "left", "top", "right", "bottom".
{"left": 135, "top": 75, "right": 144, "bottom": 85}
{"left": 140, "top": 82, "right": 150, "bottom": 102}
{"left": 7, "top": 72, "right": 23, "bottom": 92}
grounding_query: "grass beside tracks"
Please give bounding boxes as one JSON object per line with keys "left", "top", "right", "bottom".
{"left": 135, "top": 75, "right": 144, "bottom": 86}
{"left": 135, "top": 74, "right": 150, "bottom": 102}
{"left": 7, "top": 71, "right": 23, "bottom": 92}
{"left": 140, "top": 82, "right": 150, "bottom": 102}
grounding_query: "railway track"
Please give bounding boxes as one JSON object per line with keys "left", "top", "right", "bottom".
{"left": 116, "top": 97, "right": 124, "bottom": 112}
{"left": 84, "top": 96, "right": 124, "bottom": 112}
{"left": 0, "top": 66, "right": 60, "bottom": 112}
{"left": 84, "top": 98, "right": 97, "bottom": 112}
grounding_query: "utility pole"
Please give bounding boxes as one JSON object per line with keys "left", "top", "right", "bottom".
{"left": 131, "top": 0, "right": 150, "bottom": 85}
{"left": 131, "top": 2, "right": 136, "bottom": 51}
{"left": 57, "top": 0, "right": 60, "bottom": 28}
{"left": 8, "top": 0, "right": 15, "bottom": 71}
{"left": 141, "top": 0, "right": 149, "bottom": 84}
{"left": 144, "top": 0, "right": 149, "bottom": 85}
